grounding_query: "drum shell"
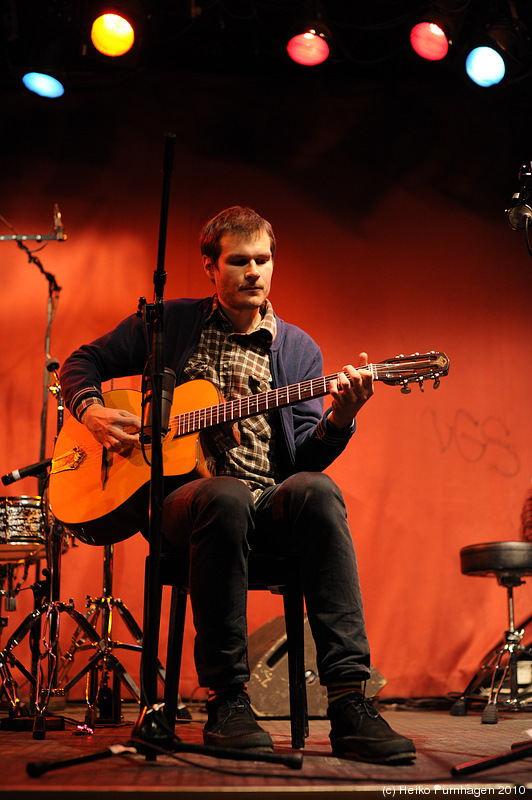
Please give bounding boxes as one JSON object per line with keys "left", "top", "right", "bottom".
{"left": 0, "top": 495, "right": 46, "bottom": 562}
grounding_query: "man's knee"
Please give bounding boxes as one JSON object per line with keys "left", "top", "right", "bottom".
{"left": 163, "top": 477, "right": 254, "bottom": 549}
{"left": 194, "top": 476, "right": 254, "bottom": 517}
{"left": 291, "top": 472, "right": 344, "bottom": 507}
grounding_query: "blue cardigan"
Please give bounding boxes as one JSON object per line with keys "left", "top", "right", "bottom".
{"left": 60, "top": 297, "right": 355, "bottom": 480}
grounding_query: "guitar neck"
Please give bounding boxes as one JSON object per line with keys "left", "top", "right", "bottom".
{"left": 170, "top": 359, "right": 422, "bottom": 438}
{"left": 173, "top": 373, "right": 338, "bottom": 438}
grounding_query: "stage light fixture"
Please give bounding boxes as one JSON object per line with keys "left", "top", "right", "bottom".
{"left": 84, "top": 2, "right": 145, "bottom": 62}
{"left": 287, "top": 22, "right": 330, "bottom": 66}
{"left": 14, "top": 7, "right": 71, "bottom": 98}
{"left": 465, "top": 45, "right": 506, "bottom": 86}
{"left": 22, "top": 70, "right": 65, "bottom": 98}
{"left": 409, "top": 20, "right": 451, "bottom": 61}
{"left": 286, "top": 2, "right": 331, "bottom": 68}
{"left": 463, "top": 18, "right": 530, "bottom": 87}
{"left": 90, "top": 12, "right": 135, "bottom": 57}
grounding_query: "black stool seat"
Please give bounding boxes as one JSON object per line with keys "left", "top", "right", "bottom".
{"left": 460, "top": 541, "right": 532, "bottom": 578}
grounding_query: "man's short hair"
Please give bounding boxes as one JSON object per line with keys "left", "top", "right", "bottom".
{"left": 200, "top": 206, "right": 276, "bottom": 264}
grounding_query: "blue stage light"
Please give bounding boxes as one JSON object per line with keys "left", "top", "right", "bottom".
{"left": 22, "top": 71, "right": 65, "bottom": 98}
{"left": 465, "top": 46, "right": 506, "bottom": 87}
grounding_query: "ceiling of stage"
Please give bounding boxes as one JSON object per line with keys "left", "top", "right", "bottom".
{"left": 2, "top": 1, "right": 532, "bottom": 213}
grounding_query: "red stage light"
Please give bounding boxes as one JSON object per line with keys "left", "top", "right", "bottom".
{"left": 287, "top": 30, "right": 329, "bottom": 66}
{"left": 410, "top": 21, "right": 449, "bottom": 61}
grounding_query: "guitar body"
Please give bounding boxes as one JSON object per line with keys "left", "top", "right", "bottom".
{"left": 49, "top": 381, "right": 220, "bottom": 545}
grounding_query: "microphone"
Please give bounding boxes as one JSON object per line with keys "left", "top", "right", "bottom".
{"left": 46, "top": 355, "right": 60, "bottom": 373}
{"left": 2, "top": 458, "right": 52, "bottom": 486}
{"left": 507, "top": 162, "right": 532, "bottom": 230}
{"left": 141, "top": 367, "right": 176, "bottom": 443}
{"left": 53, "top": 203, "right": 67, "bottom": 241}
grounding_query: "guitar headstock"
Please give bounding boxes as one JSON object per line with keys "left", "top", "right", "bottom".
{"left": 374, "top": 351, "right": 449, "bottom": 393}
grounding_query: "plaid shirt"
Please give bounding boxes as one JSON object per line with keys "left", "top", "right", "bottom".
{"left": 182, "top": 297, "right": 281, "bottom": 498}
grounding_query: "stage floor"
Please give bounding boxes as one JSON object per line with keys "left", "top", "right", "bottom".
{"left": 1, "top": 700, "right": 531, "bottom": 797}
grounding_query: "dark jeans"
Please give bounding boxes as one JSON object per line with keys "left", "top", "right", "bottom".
{"left": 162, "top": 472, "right": 371, "bottom": 689}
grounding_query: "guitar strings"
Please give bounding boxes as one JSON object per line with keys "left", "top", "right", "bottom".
{"left": 164, "top": 357, "right": 442, "bottom": 439}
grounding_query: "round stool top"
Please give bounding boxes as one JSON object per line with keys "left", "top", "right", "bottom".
{"left": 460, "top": 541, "right": 532, "bottom": 577}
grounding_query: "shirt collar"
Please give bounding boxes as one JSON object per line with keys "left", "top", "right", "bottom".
{"left": 207, "top": 295, "right": 276, "bottom": 342}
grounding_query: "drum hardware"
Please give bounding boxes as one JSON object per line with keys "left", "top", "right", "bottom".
{"left": 0, "top": 518, "right": 102, "bottom": 735}
{"left": 56, "top": 542, "right": 166, "bottom": 729}
{"left": 1, "top": 561, "right": 30, "bottom": 615}
{"left": 0, "top": 562, "right": 27, "bottom": 714}
{"left": 0, "top": 482, "right": 178, "bottom": 731}
{"left": 0, "top": 496, "right": 47, "bottom": 564}
{"left": 0, "top": 505, "right": 44, "bottom": 719}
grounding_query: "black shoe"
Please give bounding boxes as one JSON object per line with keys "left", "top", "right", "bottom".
{"left": 203, "top": 690, "right": 274, "bottom": 752}
{"left": 327, "top": 692, "right": 416, "bottom": 764}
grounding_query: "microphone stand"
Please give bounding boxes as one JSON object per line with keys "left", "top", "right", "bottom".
{"left": 133, "top": 132, "right": 176, "bottom": 747}
{"left": 0, "top": 210, "right": 67, "bottom": 489}
{"left": 128, "top": 137, "right": 299, "bottom": 772}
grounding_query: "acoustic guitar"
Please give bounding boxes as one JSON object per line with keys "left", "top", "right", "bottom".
{"left": 49, "top": 352, "right": 449, "bottom": 544}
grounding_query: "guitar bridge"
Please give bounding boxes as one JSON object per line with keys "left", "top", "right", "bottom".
{"left": 51, "top": 446, "right": 87, "bottom": 474}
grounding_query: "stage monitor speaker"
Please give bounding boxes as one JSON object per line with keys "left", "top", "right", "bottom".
{"left": 248, "top": 615, "right": 386, "bottom": 719}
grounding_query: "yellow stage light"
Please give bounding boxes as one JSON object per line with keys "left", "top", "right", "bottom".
{"left": 91, "top": 13, "right": 135, "bottom": 57}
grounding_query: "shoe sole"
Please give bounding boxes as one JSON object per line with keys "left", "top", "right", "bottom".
{"left": 331, "top": 746, "right": 416, "bottom": 764}
{"left": 203, "top": 732, "right": 274, "bottom": 752}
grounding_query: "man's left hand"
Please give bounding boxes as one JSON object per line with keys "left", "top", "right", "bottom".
{"left": 328, "top": 352, "right": 374, "bottom": 430}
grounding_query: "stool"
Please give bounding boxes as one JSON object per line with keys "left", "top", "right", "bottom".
{"left": 450, "top": 541, "right": 532, "bottom": 723}
{"left": 157, "top": 552, "right": 309, "bottom": 749}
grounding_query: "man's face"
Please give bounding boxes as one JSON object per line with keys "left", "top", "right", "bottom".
{"left": 204, "top": 229, "right": 273, "bottom": 318}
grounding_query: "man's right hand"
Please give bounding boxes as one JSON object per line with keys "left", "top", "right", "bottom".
{"left": 82, "top": 403, "right": 141, "bottom": 454}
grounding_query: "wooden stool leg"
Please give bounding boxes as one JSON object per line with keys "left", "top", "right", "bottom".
{"left": 163, "top": 586, "right": 187, "bottom": 730}
{"left": 282, "top": 582, "right": 308, "bottom": 749}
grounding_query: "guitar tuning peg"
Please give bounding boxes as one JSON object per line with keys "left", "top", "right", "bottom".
{"left": 418, "top": 378, "right": 424, "bottom": 392}
{"left": 401, "top": 382, "right": 411, "bottom": 394}
{"left": 433, "top": 376, "right": 440, "bottom": 390}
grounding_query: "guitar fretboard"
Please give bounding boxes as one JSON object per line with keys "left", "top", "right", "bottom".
{"left": 169, "top": 355, "right": 447, "bottom": 438}
{"left": 172, "top": 373, "right": 339, "bottom": 438}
